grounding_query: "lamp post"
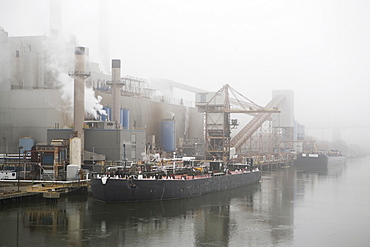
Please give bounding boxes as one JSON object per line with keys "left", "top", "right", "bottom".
{"left": 123, "top": 143, "right": 126, "bottom": 176}
{"left": 23, "top": 150, "right": 26, "bottom": 179}
{"left": 2, "top": 136, "right": 7, "bottom": 157}
{"left": 18, "top": 146, "right": 23, "bottom": 191}
{"left": 92, "top": 144, "right": 95, "bottom": 165}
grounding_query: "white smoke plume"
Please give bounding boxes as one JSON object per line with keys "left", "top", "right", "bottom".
{"left": 165, "top": 110, "right": 175, "bottom": 120}
{"left": 141, "top": 152, "right": 161, "bottom": 163}
{"left": 85, "top": 88, "right": 106, "bottom": 119}
{"left": 44, "top": 37, "right": 74, "bottom": 117}
{"left": 44, "top": 35, "right": 106, "bottom": 119}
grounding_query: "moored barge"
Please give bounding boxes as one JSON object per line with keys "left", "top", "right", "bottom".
{"left": 91, "top": 161, "right": 261, "bottom": 202}
{"left": 294, "top": 150, "right": 346, "bottom": 170}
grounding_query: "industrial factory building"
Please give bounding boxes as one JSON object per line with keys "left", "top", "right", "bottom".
{"left": 0, "top": 26, "right": 206, "bottom": 179}
{"left": 0, "top": 24, "right": 303, "bottom": 180}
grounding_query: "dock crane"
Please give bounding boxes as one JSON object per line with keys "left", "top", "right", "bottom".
{"left": 196, "top": 84, "right": 283, "bottom": 161}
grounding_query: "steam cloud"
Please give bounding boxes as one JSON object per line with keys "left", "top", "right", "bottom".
{"left": 44, "top": 35, "right": 106, "bottom": 119}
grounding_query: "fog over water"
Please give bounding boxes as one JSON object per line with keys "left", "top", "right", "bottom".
{"left": 0, "top": 0, "right": 369, "bottom": 149}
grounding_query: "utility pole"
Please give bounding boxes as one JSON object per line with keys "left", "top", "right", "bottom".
{"left": 122, "top": 143, "right": 127, "bottom": 177}
{"left": 18, "top": 146, "right": 23, "bottom": 191}
{"left": 92, "top": 144, "right": 95, "bottom": 165}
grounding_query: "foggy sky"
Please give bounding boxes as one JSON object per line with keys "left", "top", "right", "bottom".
{"left": 0, "top": 0, "right": 369, "bottom": 147}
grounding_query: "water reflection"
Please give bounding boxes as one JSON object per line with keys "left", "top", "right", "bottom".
{"left": 0, "top": 194, "right": 88, "bottom": 247}
{"left": 88, "top": 184, "right": 262, "bottom": 247}
{"left": 295, "top": 160, "right": 347, "bottom": 176}
{"left": 249, "top": 168, "right": 296, "bottom": 246}
{"left": 0, "top": 162, "right": 352, "bottom": 247}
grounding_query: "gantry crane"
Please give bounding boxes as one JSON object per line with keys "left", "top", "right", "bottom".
{"left": 196, "top": 84, "right": 282, "bottom": 161}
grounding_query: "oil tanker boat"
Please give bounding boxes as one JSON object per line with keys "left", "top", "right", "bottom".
{"left": 90, "top": 161, "right": 261, "bottom": 202}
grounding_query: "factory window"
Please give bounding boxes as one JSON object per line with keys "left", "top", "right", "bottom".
{"left": 16, "top": 50, "right": 19, "bottom": 57}
{"left": 131, "top": 134, "right": 136, "bottom": 143}
{"left": 131, "top": 147, "right": 136, "bottom": 159}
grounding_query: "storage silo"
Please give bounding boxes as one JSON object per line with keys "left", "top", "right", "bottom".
{"left": 101, "top": 106, "right": 111, "bottom": 121}
{"left": 121, "top": 108, "right": 129, "bottom": 129}
{"left": 67, "top": 164, "right": 79, "bottom": 181}
{"left": 19, "top": 137, "right": 35, "bottom": 153}
{"left": 161, "top": 119, "right": 175, "bottom": 152}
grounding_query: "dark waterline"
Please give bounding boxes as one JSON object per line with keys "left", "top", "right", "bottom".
{"left": 1, "top": 156, "right": 370, "bottom": 247}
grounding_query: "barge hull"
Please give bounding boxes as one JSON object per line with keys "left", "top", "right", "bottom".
{"left": 294, "top": 154, "right": 346, "bottom": 169}
{"left": 91, "top": 171, "right": 261, "bottom": 202}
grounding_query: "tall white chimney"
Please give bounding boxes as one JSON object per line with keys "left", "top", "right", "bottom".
{"left": 99, "top": 0, "right": 110, "bottom": 72}
{"left": 69, "top": 47, "right": 90, "bottom": 161}
{"left": 112, "top": 59, "right": 122, "bottom": 127}
{"left": 49, "top": 0, "right": 62, "bottom": 38}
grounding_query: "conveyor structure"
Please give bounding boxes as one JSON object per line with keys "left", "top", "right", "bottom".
{"left": 196, "top": 84, "right": 282, "bottom": 160}
{"left": 230, "top": 95, "right": 285, "bottom": 151}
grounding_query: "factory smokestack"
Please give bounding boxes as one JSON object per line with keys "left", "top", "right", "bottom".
{"left": 112, "top": 59, "right": 122, "bottom": 127}
{"left": 69, "top": 47, "right": 90, "bottom": 162}
{"left": 49, "top": 0, "right": 62, "bottom": 38}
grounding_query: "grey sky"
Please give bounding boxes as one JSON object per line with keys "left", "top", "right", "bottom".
{"left": 1, "top": 0, "right": 369, "bottom": 147}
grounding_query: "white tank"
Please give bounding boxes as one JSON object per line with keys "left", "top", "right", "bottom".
{"left": 67, "top": 164, "right": 79, "bottom": 181}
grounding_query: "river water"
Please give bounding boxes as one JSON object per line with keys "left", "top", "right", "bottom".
{"left": 1, "top": 156, "right": 370, "bottom": 247}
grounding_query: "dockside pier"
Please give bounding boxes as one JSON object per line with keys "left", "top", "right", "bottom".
{"left": 0, "top": 180, "right": 88, "bottom": 206}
